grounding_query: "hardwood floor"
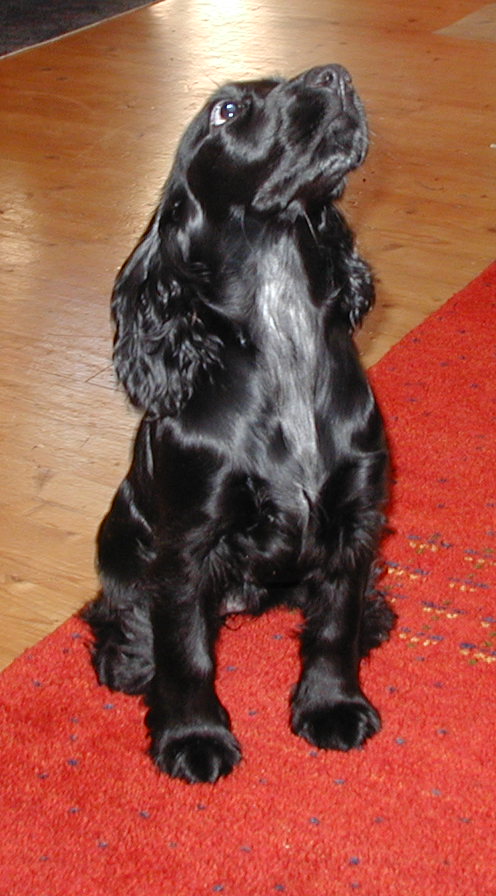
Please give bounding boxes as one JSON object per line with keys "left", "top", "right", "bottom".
{"left": 0, "top": 0, "right": 494, "bottom": 670}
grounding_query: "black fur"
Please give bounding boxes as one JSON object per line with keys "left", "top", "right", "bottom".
{"left": 83, "top": 65, "right": 395, "bottom": 783}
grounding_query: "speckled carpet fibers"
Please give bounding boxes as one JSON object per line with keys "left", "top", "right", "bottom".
{"left": 0, "top": 1, "right": 153, "bottom": 57}
{"left": 1, "top": 263, "right": 495, "bottom": 895}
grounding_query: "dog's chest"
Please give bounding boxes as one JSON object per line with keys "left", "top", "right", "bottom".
{"left": 254, "top": 236, "right": 323, "bottom": 495}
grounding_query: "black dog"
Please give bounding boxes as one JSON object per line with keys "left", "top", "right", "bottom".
{"left": 84, "top": 65, "right": 395, "bottom": 784}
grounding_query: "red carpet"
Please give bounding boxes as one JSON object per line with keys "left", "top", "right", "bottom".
{"left": 1, "top": 264, "right": 495, "bottom": 895}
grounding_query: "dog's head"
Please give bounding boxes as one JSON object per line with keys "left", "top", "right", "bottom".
{"left": 174, "top": 64, "right": 368, "bottom": 219}
{"left": 111, "top": 66, "right": 371, "bottom": 416}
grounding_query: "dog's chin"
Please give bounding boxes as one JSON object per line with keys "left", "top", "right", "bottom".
{"left": 250, "top": 178, "right": 345, "bottom": 219}
{"left": 249, "top": 121, "right": 368, "bottom": 218}
{"left": 250, "top": 154, "right": 363, "bottom": 218}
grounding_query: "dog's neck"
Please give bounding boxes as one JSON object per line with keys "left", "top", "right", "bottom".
{"left": 254, "top": 230, "right": 322, "bottom": 496}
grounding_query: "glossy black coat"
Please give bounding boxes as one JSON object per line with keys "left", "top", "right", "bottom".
{"left": 84, "top": 66, "right": 395, "bottom": 783}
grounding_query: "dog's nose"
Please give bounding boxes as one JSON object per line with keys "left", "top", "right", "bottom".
{"left": 303, "top": 64, "right": 352, "bottom": 92}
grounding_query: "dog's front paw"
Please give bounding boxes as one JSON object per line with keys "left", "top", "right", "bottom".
{"left": 291, "top": 694, "right": 381, "bottom": 752}
{"left": 151, "top": 726, "right": 242, "bottom": 784}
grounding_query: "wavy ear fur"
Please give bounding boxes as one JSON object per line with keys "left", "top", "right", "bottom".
{"left": 338, "top": 247, "right": 375, "bottom": 331}
{"left": 111, "top": 186, "right": 224, "bottom": 416}
{"left": 319, "top": 205, "right": 375, "bottom": 330}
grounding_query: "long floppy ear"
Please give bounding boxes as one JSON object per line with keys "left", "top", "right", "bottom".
{"left": 338, "top": 247, "right": 375, "bottom": 330}
{"left": 320, "top": 205, "right": 375, "bottom": 330}
{"left": 111, "top": 183, "right": 223, "bottom": 416}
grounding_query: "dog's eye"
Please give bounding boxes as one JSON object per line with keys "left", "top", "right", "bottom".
{"left": 210, "top": 100, "right": 243, "bottom": 127}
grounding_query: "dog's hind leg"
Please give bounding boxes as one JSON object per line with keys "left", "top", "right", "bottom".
{"left": 359, "top": 577, "right": 396, "bottom": 658}
{"left": 83, "top": 478, "right": 156, "bottom": 695}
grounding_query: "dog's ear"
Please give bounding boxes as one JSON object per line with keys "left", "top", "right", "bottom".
{"left": 338, "top": 249, "right": 375, "bottom": 330}
{"left": 111, "top": 182, "right": 223, "bottom": 416}
{"left": 320, "top": 206, "right": 375, "bottom": 330}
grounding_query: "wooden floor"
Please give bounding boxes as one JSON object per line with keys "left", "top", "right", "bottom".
{"left": 0, "top": 0, "right": 495, "bottom": 670}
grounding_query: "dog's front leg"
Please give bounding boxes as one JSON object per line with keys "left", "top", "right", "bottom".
{"left": 291, "top": 569, "right": 382, "bottom": 752}
{"left": 290, "top": 444, "right": 388, "bottom": 751}
{"left": 146, "top": 597, "right": 241, "bottom": 784}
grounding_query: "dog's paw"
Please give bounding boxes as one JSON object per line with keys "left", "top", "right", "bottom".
{"left": 92, "top": 640, "right": 155, "bottom": 695}
{"left": 151, "top": 726, "right": 242, "bottom": 784}
{"left": 359, "top": 593, "right": 397, "bottom": 657}
{"left": 84, "top": 602, "right": 155, "bottom": 695}
{"left": 291, "top": 696, "right": 381, "bottom": 752}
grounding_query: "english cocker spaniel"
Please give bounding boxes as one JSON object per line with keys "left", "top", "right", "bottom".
{"left": 84, "top": 65, "right": 395, "bottom": 783}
